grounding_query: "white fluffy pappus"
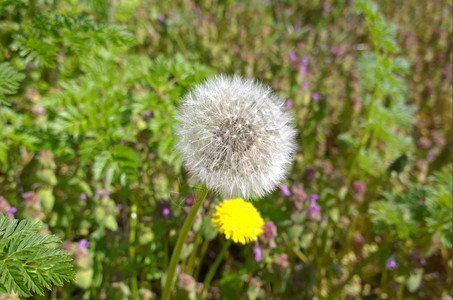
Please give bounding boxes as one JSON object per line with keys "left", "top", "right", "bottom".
{"left": 174, "top": 75, "right": 297, "bottom": 199}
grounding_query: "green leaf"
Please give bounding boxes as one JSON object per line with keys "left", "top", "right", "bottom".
{"left": 0, "top": 214, "right": 74, "bottom": 297}
{"left": 0, "top": 62, "right": 25, "bottom": 104}
{"left": 406, "top": 269, "right": 423, "bottom": 292}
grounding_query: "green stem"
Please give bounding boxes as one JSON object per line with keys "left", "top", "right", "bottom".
{"left": 129, "top": 198, "right": 138, "bottom": 300}
{"left": 194, "top": 239, "right": 210, "bottom": 280}
{"left": 197, "top": 240, "right": 231, "bottom": 300}
{"left": 161, "top": 186, "right": 208, "bottom": 300}
{"left": 185, "top": 232, "right": 201, "bottom": 273}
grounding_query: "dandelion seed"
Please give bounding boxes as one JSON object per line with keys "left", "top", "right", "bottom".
{"left": 174, "top": 75, "right": 296, "bottom": 199}
{"left": 212, "top": 198, "right": 264, "bottom": 244}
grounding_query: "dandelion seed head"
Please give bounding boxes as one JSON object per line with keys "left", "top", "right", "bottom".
{"left": 175, "top": 75, "right": 297, "bottom": 199}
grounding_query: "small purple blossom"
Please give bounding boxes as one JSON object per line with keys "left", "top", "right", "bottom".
{"left": 157, "top": 13, "right": 165, "bottom": 22}
{"left": 163, "top": 207, "right": 170, "bottom": 217}
{"left": 36, "top": 106, "right": 45, "bottom": 115}
{"left": 253, "top": 241, "right": 261, "bottom": 262}
{"left": 144, "top": 110, "right": 152, "bottom": 118}
{"left": 442, "top": 64, "right": 451, "bottom": 76}
{"left": 308, "top": 194, "right": 320, "bottom": 219}
{"left": 322, "top": 1, "right": 331, "bottom": 13}
{"left": 116, "top": 204, "right": 123, "bottom": 211}
{"left": 185, "top": 196, "right": 195, "bottom": 207}
{"left": 308, "top": 194, "right": 319, "bottom": 202}
{"left": 351, "top": 181, "right": 365, "bottom": 199}
{"left": 418, "top": 137, "right": 431, "bottom": 149}
{"left": 309, "top": 202, "right": 321, "bottom": 219}
{"left": 262, "top": 221, "right": 277, "bottom": 240}
{"left": 385, "top": 255, "right": 398, "bottom": 270}
{"left": 103, "top": 189, "right": 110, "bottom": 201}
{"left": 301, "top": 55, "right": 309, "bottom": 66}
{"left": 77, "top": 239, "right": 89, "bottom": 249}
{"left": 279, "top": 184, "right": 291, "bottom": 196}
{"left": 427, "top": 149, "right": 435, "bottom": 160}
{"left": 274, "top": 253, "right": 289, "bottom": 271}
{"left": 288, "top": 50, "right": 297, "bottom": 62}
{"left": 79, "top": 193, "right": 87, "bottom": 201}
{"left": 285, "top": 98, "right": 293, "bottom": 109}
{"left": 94, "top": 188, "right": 101, "bottom": 199}
{"left": 299, "top": 64, "right": 307, "bottom": 76}
{"left": 301, "top": 81, "right": 309, "bottom": 90}
{"left": 7, "top": 206, "right": 17, "bottom": 215}
{"left": 311, "top": 92, "right": 319, "bottom": 102}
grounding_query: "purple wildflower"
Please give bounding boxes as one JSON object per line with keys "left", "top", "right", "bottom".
{"left": 163, "top": 207, "right": 170, "bottom": 217}
{"left": 185, "top": 196, "right": 195, "bottom": 207}
{"left": 308, "top": 194, "right": 319, "bottom": 202}
{"left": 279, "top": 184, "right": 291, "bottom": 196}
{"left": 427, "top": 149, "right": 435, "bottom": 160}
{"left": 301, "top": 55, "right": 309, "bottom": 66}
{"left": 116, "top": 204, "right": 123, "bottom": 211}
{"left": 262, "top": 221, "right": 277, "bottom": 240}
{"left": 144, "top": 110, "right": 152, "bottom": 118}
{"left": 311, "top": 92, "right": 319, "bottom": 102}
{"left": 418, "top": 137, "right": 431, "bottom": 149}
{"left": 385, "top": 255, "right": 398, "bottom": 270}
{"left": 285, "top": 98, "right": 293, "bottom": 109}
{"left": 103, "top": 189, "right": 110, "bottom": 201}
{"left": 253, "top": 241, "right": 261, "bottom": 262}
{"left": 308, "top": 194, "right": 320, "bottom": 219}
{"left": 301, "top": 81, "right": 309, "bottom": 90}
{"left": 157, "top": 13, "right": 165, "bottom": 22}
{"left": 178, "top": 273, "right": 195, "bottom": 291}
{"left": 79, "top": 193, "right": 87, "bottom": 201}
{"left": 274, "top": 254, "right": 289, "bottom": 271}
{"left": 351, "top": 181, "right": 365, "bottom": 199}
{"left": 322, "top": 1, "right": 331, "bottom": 13}
{"left": 288, "top": 50, "right": 297, "bottom": 62}
{"left": 299, "top": 64, "right": 307, "bottom": 76}
{"left": 36, "top": 106, "right": 45, "bottom": 115}
{"left": 77, "top": 239, "right": 89, "bottom": 249}
{"left": 7, "top": 207, "right": 17, "bottom": 215}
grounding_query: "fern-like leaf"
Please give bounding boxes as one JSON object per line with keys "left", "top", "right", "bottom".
{"left": 0, "top": 62, "right": 25, "bottom": 105}
{"left": 0, "top": 214, "right": 74, "bottom": 297}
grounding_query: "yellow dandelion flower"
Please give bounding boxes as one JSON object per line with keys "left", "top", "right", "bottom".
{"left": 212, "top": 198, "right": 264, "bottom": 245}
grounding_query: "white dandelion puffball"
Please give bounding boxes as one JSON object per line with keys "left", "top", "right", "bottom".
{"left": 174, "top": 75, "right": 297, "bottom": 199}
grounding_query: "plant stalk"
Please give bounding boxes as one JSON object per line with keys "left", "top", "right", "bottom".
{"left": 197, "top": 239, "right": 231, "bottom": 300}
{"left": 161, "top": 186, "right": 208, "bottom": 300}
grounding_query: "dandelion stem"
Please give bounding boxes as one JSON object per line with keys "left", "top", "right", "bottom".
{"left": 129, "top": 197, "right": 139, "bottom": 300}
{"left": 198, "top": 239, "right": 231, "bottom": 300}
{"left": 161, "top": 186, "right": 208, "bottom": 300}
{"left": 194, "top": 239, "right": 210, "bottom": 280}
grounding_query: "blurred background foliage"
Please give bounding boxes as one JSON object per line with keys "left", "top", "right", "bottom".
{"left": 0, "top": 0, "right": 451, "bottom": 299}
